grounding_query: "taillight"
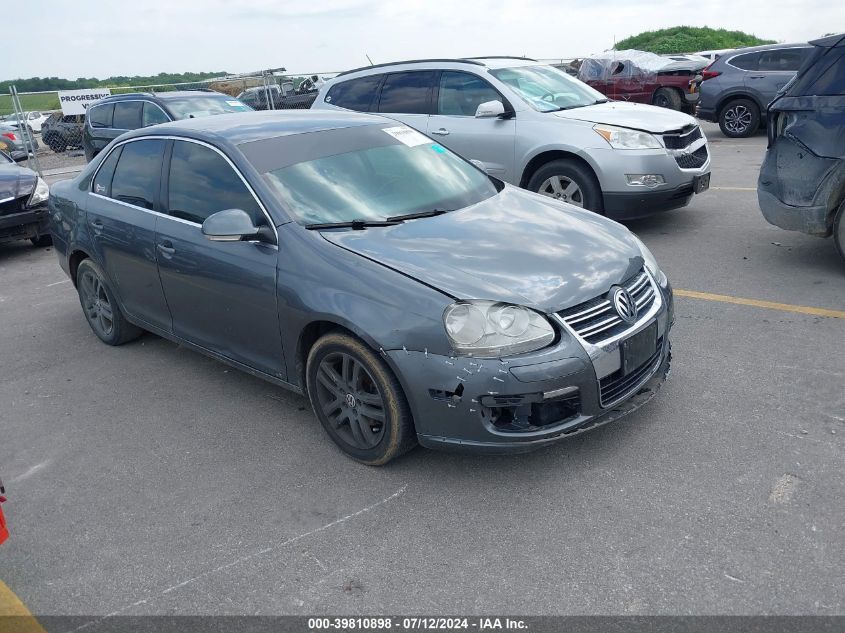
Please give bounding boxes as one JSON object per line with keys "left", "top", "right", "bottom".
{"left": 701, "top": 64, "right": 721, "bottom": 81}
{"left": 1, "top": 132, "right": 15, "bottom": 141}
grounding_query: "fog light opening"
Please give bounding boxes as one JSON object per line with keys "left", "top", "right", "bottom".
{"left": 626, "top": 174, "right": 666, "bottom": 188}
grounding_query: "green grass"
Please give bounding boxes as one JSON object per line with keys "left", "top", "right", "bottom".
{"left": 0, "top": 93, "right": 61, "bottom": 116}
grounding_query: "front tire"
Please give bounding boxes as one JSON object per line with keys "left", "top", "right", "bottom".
{"left": 75, "top": 259, "right": 142, "bottom": 346}
{"left": 527, "top": 158, "right": 604, "bottom": 213}
{"left": 306, "top": 332, "right": 416, "bottom": 465}
{"left": 719, "top": 98, "right": 760, "bottom": 138}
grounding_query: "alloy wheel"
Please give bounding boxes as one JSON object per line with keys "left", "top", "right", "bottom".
{"left": 723, "top": 105, "right": 752, "bottom": 135}
{"left": 538, "top": 175, "right": 585, "bottom": 207}
{"left": 314, "top": 352, "right": 386, "bottom": 450}
{"left": 79, "top": 270, "right": 114, "bottom": 337}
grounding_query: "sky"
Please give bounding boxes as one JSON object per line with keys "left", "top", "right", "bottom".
{"left": 6, "top": 0, "right": 844, "bottom": 79}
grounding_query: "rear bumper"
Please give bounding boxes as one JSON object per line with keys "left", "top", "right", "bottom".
{"left": 695, "top": 105, "right": 717, "bottom": 122}
{"left": 757, "top": 189, "right": 830, "bottom": 236}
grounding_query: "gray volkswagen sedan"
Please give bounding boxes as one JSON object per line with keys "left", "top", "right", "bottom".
{"left": 49, "top": 110, "right": 673, "bottom": 465}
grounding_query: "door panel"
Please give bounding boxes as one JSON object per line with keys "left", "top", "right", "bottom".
{"left": 155, "top": 139, "right": 285, "bottom": 377}
{"left": 155, "top": 219, "right": 284, "bottom": 376}
{"left": 87, "top": 139, "right": 171, "bottom": 330}
{"left": 428, "top": 71, "right": 516, "bottom": 182}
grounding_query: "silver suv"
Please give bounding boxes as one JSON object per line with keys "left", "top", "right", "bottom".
{"left": 313, "top": 57, "right": 711, "bottom": 219}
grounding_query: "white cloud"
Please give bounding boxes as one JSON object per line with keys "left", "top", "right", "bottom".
{"left": 5, "top": 0, "right": 843, "bottom": 79}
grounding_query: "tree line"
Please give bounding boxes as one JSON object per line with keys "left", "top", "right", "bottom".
{"left": 1, "top": 71, "right": 228, "bottom": 94}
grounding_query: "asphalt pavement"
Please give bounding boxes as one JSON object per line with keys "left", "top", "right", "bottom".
{"left": 1, "top": 122, "right": 843, "bottom": 619}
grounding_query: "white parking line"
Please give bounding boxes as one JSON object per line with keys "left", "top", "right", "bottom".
{"left": 45, "top": 279, "right": 71, "bottom": 287}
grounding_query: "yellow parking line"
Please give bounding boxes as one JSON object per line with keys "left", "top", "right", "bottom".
{"left": 711, "top": 186, "right": 757, "bottom": 191}
{"left": 0, "top": 580, "right": 46, "bottom": 632}
{"left": 675, "top": 289, "right": 845, "bottom": 319}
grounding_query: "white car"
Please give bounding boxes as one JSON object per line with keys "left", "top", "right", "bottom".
{"left": 3, "top": 111, "right": 49, "bottom": 133}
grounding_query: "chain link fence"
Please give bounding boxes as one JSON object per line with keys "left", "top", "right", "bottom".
{"left": 2, "top": 68, "right": 338, "bottom": 176}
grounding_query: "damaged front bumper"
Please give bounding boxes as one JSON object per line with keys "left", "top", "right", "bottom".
{"left": 0, "top": 204, "right": 49, "bottom": 244}
{"left": 385, "top": 287, "right": 673, "bottom": 455}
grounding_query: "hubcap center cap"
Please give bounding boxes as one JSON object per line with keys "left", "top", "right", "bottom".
{"left": 345, "top": 393, "right": 357, "bottom": 409}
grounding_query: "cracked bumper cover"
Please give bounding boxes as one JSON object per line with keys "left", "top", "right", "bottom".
{"left": 384, "top": 298, "right": 673, "bottom": 454}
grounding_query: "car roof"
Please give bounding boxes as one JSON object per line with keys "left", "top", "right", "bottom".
{"left": 336, "top": 56, "right": 538, "bottom": 77}
{"left": 123, "top": 109, "right": 387, "bottom": 146}
{"left": 99, "top": 90, "right": 225, "bottom": 103}
{"left": 810, "top": 32, "right": 845, "bottom": 48}
{"left": 723, "top": 42, "right": 810, "bottom": 57}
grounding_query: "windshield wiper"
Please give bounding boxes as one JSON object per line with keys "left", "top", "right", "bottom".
{"left": 304, "top": 219, "right": 401, "bottom": 230}
{"left": 385, "top": 209, "right": 452, "bottom": 222}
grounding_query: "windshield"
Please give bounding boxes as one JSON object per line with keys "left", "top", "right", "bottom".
{"left": 165, "top": 96, "right": 252, "bottom": 119}
{"left": 490, "top": 65, "right": 607, "bottom": 112}
{"left": 263, "top": 129, "right": 499, "bottom": 226}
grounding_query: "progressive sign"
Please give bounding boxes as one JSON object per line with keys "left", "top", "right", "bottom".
{"left": 58, "top": 89, "right": 112, "bottom": 115}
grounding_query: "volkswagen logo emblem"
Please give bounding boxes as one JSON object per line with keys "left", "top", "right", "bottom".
{"left": 345, "top": 393, "right": 357, "bottom": 409}
{"left": 610, "top": 286, "right": 638, "bottom": 323}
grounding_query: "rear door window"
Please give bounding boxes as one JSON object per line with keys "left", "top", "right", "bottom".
{"left": 109, "top": 139, "right": 164, "bottom": 209}
{"left": 325, "top": 75, "right": 383, "bottom": 111}
{"left": 112, "top": 102, "right": 143, "bottom": 130}
{"left": 730, "top": 52, "right": 761, "bottom": 71}
{"left": 377, "top": 71, "right": 434, "bottom": 114}
{"left": 166, "top": 141, "right": 264, "bottom": 225}
{"left": 88, "top": 103, "right": 114, "bottom": 128}
{"left": 758, "top": 48, "right": 812, "bottom": 72}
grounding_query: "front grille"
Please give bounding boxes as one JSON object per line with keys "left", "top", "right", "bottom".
{"left": 599, "top": 337, "right": 664, "bottom": 407}
{"left": 674, "top": 145, "right": 708, "bottom": 169}
{"left": 663, "top": 125, "right": 702, "bottom": 149}
{"left": 557, "top": 270, "right": 656, "bottom": 345}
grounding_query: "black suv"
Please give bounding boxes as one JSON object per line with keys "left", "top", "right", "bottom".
{"left": 757, "top": 33, "right": 845, "bottom": 261}
{"left": 41, "top": 112, "right": 84, "bottom": 153}
{"left": 82, "top": 90, "right": 251, "bottom": 161}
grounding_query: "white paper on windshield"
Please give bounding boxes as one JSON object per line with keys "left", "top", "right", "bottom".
{"left": 226, "top": 100, "right": 242, "bottom": 106}
{"left": 382, "top": 126, "right": 430, "bottom": 147}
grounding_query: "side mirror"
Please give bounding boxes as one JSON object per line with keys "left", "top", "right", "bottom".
{"left": 475, "top": 100, "right": 505, "bottom": 118}
{"left": 202, "top": 209, "right": 264, "bottom": 242}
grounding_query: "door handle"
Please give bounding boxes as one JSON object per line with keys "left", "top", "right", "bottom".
{"left": 748, "top": 75, "right": 766, "bottom": 79}
{"left": 430, "top": 128, "right": 450, "bottom": 136}
{"left": 89, "top": 218, "right": 104, "bottom": 230}
{"left": 157, "top": 240, "right": 175, "bottom": 256}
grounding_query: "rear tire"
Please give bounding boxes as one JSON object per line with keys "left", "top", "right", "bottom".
{"left": 719, "top": 98, "right": 760, "bottom": 138}
{"left": 306, "top": 332, "right": 416, "bottom": 465}
{"left": 527, "top": 158, "right": 604, "bottom": 213}
{"left": 75, "top": 259, "right": 142, "bottom": 346}
{"left": 834, "top": 202, "right": 845, "bottom": 264}
{"left": 653, "top": 87, "right": 682, "bottom": 110}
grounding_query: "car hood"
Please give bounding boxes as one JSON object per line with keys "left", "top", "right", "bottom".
{"left": 320, "top": 187, "right": 645, "bottom": 314}
{"left": 552, "top": 101, "right": 697, "bottom": 133}
{"left": 0, "top": 163, "right": 36, "bottom": 203}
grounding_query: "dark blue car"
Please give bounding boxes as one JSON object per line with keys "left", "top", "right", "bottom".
{"left": 48, "top": 110, "right": 673, "bottom": 464}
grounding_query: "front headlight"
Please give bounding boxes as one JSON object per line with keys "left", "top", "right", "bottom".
{"left": 631, "top": 234, "right": 668, "bottom": 286}
{"left": 27, "top": 177, "right": 49, "bottom": 207}
{"left": 594, "top": 124, "right": 662, "bottom": 150}
{"left": 443, "top": 301, "right": 555, "bottom": 358}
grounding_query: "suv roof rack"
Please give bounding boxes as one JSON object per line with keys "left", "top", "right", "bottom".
{"left": 464, "top": 56, "right": 539, "bottom": 62}
{"left": 337, "top": 58, "right": 485, "bottom": 77}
